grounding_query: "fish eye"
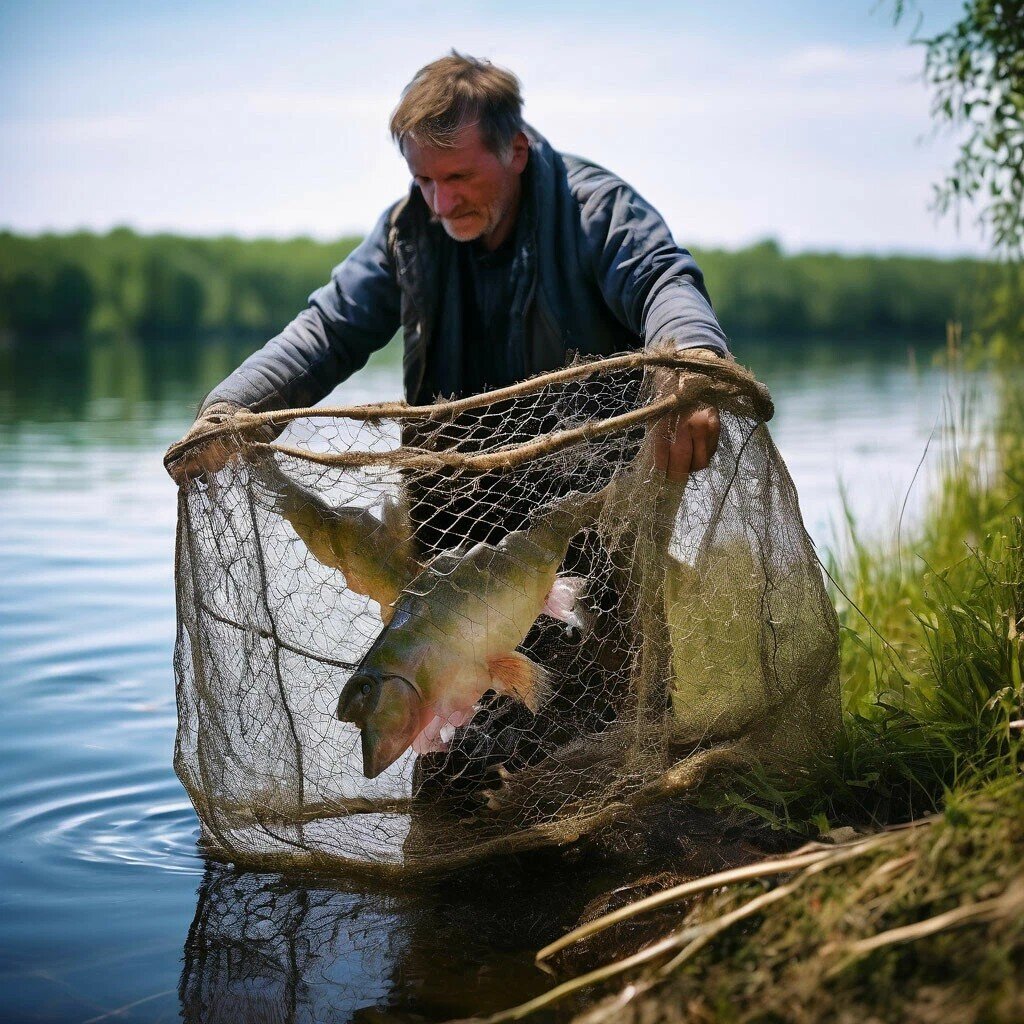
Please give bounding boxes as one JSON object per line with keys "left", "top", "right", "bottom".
{"left": 361, "top": 682, "right": 372, "bottom": 695}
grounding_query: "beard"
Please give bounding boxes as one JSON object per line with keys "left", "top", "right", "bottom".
{"left": 437, "top": 191, "right": 514, "bottom": 243}
{"left": 440, "top": 213, "right": 488, "bottom": 242}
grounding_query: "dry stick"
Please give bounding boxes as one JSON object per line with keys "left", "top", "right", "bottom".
{"left": 570, "top": 883, "right": 809, "bottom": 1024}
{"left": 848, "top": 851, "right": 919, "bottom": 903}
{"left": 470, "top": 922, "right": 699, "bottom": 1024}
{"left": 572, "top": 981, "right": 658, "bottom": 1024}
{"left": 571, "top": 883, "right": 808, "bottom": 1024}
{"left": 824, "top": 885, "right": 1024, "bottom": 976}
{"left": 484, "top": 828, "right": 928, "bottom": 1024}
{"left": 536, "top": 849, "right": 833, "bottom": 963}
{"left": 164, "top": 350, "right": 773, "bottom": 465}
{"left": 536, "top": 816, "right": 936, "bottom": 962}
{"left": 271, "top": 349, "right": 770, "bottom": 424}
{"left": 473, "top": 881, "right": 803, "bottom": 1024}
{"left": 580, "top": 831, "right": 943, "bottom": 1023}
{"left": 656, "top": 881, "right": 802, "bottom": 977}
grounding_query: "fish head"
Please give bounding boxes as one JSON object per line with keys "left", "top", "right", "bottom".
{"left": 337, "top": 629, "right": 430, "bottom": 779}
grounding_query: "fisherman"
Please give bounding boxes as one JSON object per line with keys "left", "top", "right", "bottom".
{"left": 168, "top": 51, "right": 726, "bottom": 486}
{"left": 166, "top": 52, "right": 730, "bottom": 803}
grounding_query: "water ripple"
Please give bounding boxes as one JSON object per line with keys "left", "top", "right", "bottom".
{"left": 4, "top": 770, "right": 203, "bottom": 876}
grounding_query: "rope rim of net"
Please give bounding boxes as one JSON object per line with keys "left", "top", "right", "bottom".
{"left": 165, "top": 349, "right": 773, "bottom": 475}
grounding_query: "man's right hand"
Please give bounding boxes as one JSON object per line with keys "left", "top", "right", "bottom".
{"left": 164, "top": 401, "right": 249, "bottom": 486}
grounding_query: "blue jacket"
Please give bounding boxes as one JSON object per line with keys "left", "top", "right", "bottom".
{"left": 203, "top": 127, "right": 730, "bottom": 412}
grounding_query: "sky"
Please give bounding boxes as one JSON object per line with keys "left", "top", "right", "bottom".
{"left": 0, "top": 0, "right": 987, "bottom": 256}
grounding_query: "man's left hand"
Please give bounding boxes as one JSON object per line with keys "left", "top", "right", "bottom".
{"left": 650, "top": 404, "right": 721, "bottom": 486}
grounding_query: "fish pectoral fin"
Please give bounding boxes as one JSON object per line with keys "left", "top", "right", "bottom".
{"left": 411, "top": 715, "right": 447, "bottom": 755}
{"left": 410, "top": 703, "right": 479, "bottom": 755}
{"left": 487, "top": 653, "right": 550, "bottom": 712}
{"left": 542, "top": 575, "right": 594, "bottom": 634}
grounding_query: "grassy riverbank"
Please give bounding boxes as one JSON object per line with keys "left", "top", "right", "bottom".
{"left": 592, "top": 340, "right": 1024, "bottom": 1021}
{"left": 478, "top": 337, "right": 1022, "bottom": 1024}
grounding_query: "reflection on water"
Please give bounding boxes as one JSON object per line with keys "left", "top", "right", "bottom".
{"left": 1, "top": 335, "right": 261, "bottom": 425}
{"left": 0, "top": 333, "right": 977, "bottom": 1022}
{"left": 177, "top": 799, "right": 787, "bottom": 1024}
{"left": 180, "top": 856, "right": 603, "bottom": 1023}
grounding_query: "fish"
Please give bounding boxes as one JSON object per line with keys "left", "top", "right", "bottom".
{"left": 335, "top": 488, "right": 607, "bottom": 778}
{"left": 251, "top": 455, "right": 418, "bottom": 623}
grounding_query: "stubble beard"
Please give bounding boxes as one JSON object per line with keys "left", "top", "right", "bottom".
{"left": 439, "top": 191, "right": 513, "bottom": 244}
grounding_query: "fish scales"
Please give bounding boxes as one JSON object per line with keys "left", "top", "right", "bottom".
{"left": 335, "top": 484, "right": 612, "bottom": 777}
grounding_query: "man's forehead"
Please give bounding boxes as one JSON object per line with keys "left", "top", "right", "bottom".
{"left": 403, "top": 123, "right": 491, "bottom": 174}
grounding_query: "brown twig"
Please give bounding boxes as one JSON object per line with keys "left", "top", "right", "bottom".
{"left": 536, "top": 815, "right": 937, "bottom": 962}
{"left": 249, "top": 378, "right": 748, "bottom": 473}
{"left": 823, "top": 882, "right": 1024, "bottom": 975}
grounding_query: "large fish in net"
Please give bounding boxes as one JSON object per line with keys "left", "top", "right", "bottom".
{"left": 165, "top": 350, "right": 840, "bottom": 876}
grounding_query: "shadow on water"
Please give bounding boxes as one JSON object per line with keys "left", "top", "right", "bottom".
{"left": 178, "top": 801, "right": 791, "bottom": 1024}
{"left": 179, "top": 851, "right": 603, "bottom": 1024}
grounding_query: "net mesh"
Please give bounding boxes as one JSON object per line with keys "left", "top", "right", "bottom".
{"left": 167, "top": 350, "right": 840, "bottom": 877}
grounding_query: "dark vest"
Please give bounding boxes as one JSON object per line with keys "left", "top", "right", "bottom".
{"left": 386, "top": 127, "right": 640, "bottom": 406}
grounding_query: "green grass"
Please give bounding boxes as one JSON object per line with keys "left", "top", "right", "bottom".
{"left": 716, "top": 346, "right": 1023, "bottom": 835}
{"left": 550, "top": 339, "right": 1024, "bottom": 1023}
{"left": 599, "top": 775, "right": 1024, "bottom": 1024}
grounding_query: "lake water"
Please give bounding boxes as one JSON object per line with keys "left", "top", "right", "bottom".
{"left": 0, "top": 335, "right": 974, "bottom": 1023}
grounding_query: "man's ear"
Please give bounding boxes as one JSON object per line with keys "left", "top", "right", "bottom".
{"left": 510, "top": 131, "right": 529, "bottom": 174}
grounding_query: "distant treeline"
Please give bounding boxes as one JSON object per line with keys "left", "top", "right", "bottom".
{"left": 0, "top": 228, "right": 1002, "bottom": 344}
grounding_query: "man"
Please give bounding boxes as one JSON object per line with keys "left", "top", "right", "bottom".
{"left": 167, "top": 51, "right": 726, "bottom": 487}
{"left": 166, "top": 52, "right": 730, "bottom": 807}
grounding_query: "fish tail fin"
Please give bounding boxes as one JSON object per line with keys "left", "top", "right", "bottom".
{"left": 250, "top": 456, "right": 330, "bottom": 532}
{"left": 542, "top": 575, "right": 595, "bottom": 635}
{"left": 487, "top": 652, "right": 550, "bottom": 713}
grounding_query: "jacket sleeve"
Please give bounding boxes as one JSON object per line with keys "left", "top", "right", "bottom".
{"left": 201, "top": 207, "right": 402, "bottom": 413}
{"left": 578, "top": 179, "right": 730, "bottom": 357}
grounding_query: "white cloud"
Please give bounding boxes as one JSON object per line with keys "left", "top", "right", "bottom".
{"left": 0, "top": 19, "right": 985, "bottom": 255}
{"left": 779, "top": 44, "right": 863, "bottom": 78}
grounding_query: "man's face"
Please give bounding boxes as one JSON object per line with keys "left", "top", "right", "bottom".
{"left": 403, "top": 123, "right": 528, "bottom": 246}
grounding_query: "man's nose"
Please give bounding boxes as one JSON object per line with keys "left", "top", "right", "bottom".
{"left": 432, "top": 183, "right": 459, "bottom": 218}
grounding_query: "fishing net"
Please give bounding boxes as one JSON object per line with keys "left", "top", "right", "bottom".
{"left": 166, "top": 349, "right": 840, "bottom": 877}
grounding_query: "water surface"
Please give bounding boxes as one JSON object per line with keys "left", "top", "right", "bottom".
{"left": 0, "top": 335, "right": 970, "bottom": 1022}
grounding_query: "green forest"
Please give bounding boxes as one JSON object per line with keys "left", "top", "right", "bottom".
{"left": 0, "top": 227, "right": 1007, "bottom": 345}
